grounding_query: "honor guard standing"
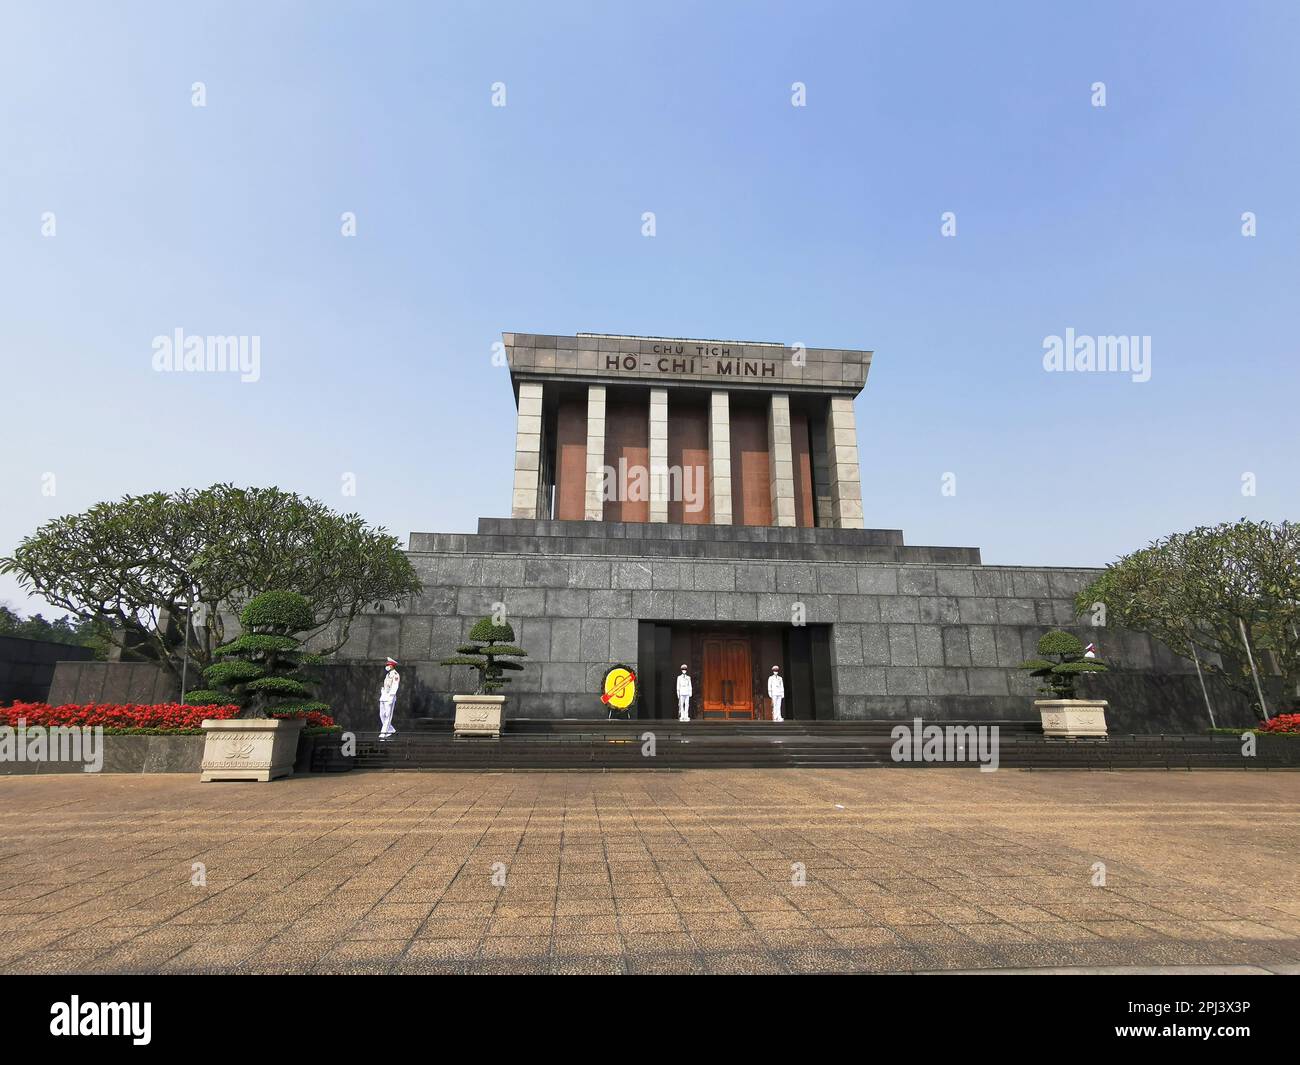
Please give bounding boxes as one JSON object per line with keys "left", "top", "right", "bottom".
{"left": 767, "top": 665, "right": 785, "bottom": 722}
{"left": 676, "top": 664, "right": 693, "bottom": 721}
{"left": 379, "top": 656, "right": 401, "bottom": 739}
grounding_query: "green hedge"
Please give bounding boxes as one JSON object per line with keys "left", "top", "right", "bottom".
{"left": 241, "top": 590, "right": 316, "bottom": 632}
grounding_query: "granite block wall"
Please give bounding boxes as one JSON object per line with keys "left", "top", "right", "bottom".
{"left": 306, "top": 547, "right": 1256, "bottom": 734}
{"left": 44, "top": 525, "right": 1262, "bottom": 735}
{"left": 0, "top": 636, "right": 95, "bottom": 704}
{"left": 46, "top": 660, "right": 179, "bottom": 706}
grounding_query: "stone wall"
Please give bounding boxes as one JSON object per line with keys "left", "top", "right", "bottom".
{"left": 47, "top": 660, "right": 179, "bottom": 706}
{"left": 316, "top": 520, "right": 1259, "bottom": 734}
{"left": 0, "top": 734, "right": 204, "bottom": 775}
{"left": 45, "top": 519, "right": 1263, "bottom": 735}
{"left": 1, "top": 636, "right": 96, "bottom": 704}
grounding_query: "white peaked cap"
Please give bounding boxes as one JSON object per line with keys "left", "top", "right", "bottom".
{"left": 386, "top": 657, "right": 399, "bottom": 665}
{"left": 680, "top": 663, "right": 688, "bottom": 669}
{"left": 771, "top": 665, "right": 780, "bottom": 671}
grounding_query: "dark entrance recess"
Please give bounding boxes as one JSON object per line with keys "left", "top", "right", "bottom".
{"left": 636, "top": 621, "right": 833, "bottom": 720}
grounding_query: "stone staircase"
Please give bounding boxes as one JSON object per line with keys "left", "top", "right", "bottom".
{"left": 308, "top": 720, "right": 1300, "bottom": 772}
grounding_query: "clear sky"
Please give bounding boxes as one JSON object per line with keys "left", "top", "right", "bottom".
{"left": 2, "top": 1, "right": 1297, "bottom": 615}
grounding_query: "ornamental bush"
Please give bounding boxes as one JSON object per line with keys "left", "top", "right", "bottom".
{"left": 440, "top": 617, "right": 528, "bottom": 694}
{"left": 0, "top": 701, "right": 335, "bottom": 733}
{"left": 1018, "top": 630, "right": 1108, "bottom": 699}
{"left": 183, "top": 589, "right": 331, "bottom": 719}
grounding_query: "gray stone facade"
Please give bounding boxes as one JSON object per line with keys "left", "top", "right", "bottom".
{"left": 312, "top": 519, "right": 1253, "bottom": 735}
{"left": 46, "top": 518, "right": 1257, "bottom": 735}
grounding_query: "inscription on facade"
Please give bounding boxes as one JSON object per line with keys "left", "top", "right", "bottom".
{"left": 605, "top": 347, "right": 777, "bottom": 378}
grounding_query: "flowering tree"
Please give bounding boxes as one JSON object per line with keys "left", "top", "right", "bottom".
{"left": 1, "top": 484, "right": 420, "bottom": 680}
{"left": 1077, "top": 519, "right": 1299, "bottom": 714}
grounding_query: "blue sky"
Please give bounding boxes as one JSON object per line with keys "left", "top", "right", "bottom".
{"left": 2, "top": 1, "right": 1298, "bottom": 613}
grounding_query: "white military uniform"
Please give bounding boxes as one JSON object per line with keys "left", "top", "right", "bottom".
{"left": 676, "top": 669, "right": 692, "bottom": 721}
{"left": 379, "top": 666, "right": 400, "bottom": 737}
{"left": 767, "top": 670, "right": 785, "bottom": 722}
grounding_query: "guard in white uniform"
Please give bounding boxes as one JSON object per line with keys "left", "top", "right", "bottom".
{"left": 767, "top": 665, "right": 785, "bottom": 722}
{"left": 676, "top": 664, "right": 692, "bottom": 721}
{"left": 379, "top": 656, "right": 401, "bottom": 738}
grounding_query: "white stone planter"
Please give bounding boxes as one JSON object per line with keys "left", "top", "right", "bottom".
{"left": 200, "top": 717, "right": 305, "bottom": 782}
{"left": 453, "top": 694, "right": 506, "bottom": 737}
{"left": 1036, "top": 699, "right": 1109, "bottom": 738}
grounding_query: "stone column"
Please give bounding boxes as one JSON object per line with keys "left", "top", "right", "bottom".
{"left": 511, "top": 381, "right": 544, "bottom": 519}
{"left": 809, "top": 416, "right": 833, "bottom": 528}
{"left": 767, "top": 394, "right": 796, "bottom": 527}
{"left": 649, "top": 388, "right": 669, "bottom": 523}
{"left": 826, "top": 395, "right": 864, "bottom": 529}
{"left": 584, "top": 384, "right": 606, "bottom": 520}
{"left": 709, "top": 391, "right": 733, "bottom": 525}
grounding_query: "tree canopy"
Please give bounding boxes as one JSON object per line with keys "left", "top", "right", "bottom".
{"left": 0, "top": 603, "right": 106, "bottom": 655}
{"left": 1077, "top": 519, "right": 1299, "bottom": 714}
{"left": 1, "top": 484, "right": 422, "bottom": 678}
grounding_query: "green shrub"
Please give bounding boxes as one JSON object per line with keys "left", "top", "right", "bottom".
{"left": 240, "top": 590, "right": 316, "bottom": 632}
{"left": 196, "top": 589, "right": 330, "bottom": 719}
{"left": 244, "top": 675, "right": 312, "bottom": 696}
{"left": 1037, "top": 631, "right": 1084, "bottom": 657}
{"left": 442, "top": 617, "right": 528, "bottom": 694}
{"left": 214, "top": 634, "right": 299, "bottom": 656}
{"left": 1019, "top": 630, "right": 1108, "bottom": 699}
{"left": 202, "top": 660, "right": 263, "bottom": 687}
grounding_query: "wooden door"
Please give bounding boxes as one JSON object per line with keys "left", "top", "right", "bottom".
{"left": 702, "top": 636, "right": 753, "bottom": 718}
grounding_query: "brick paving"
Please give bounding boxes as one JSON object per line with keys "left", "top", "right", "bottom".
{"left": 1, "top": 769, "right": 1298, "bottom": 974}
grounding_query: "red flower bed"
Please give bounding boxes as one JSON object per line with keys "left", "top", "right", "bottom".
{"left": 1260, "top": 713, "right": 1300, "bottom": 735}
{"left": 0, "top": 702, "right": 240, "bottom": 730}
{"left": 0, "top": 702, "right": 337, "bottom": 731}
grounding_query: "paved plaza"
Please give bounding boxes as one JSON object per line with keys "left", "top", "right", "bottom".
{"left": 1, "top": 769, "right": 1298, "bottom": 974}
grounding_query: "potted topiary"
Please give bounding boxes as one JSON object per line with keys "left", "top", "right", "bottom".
{"left": 440, "top": 617, "right": 527, "bottom": 737}
{"left": 1019, "top": 630, "right": 1110, "bottom": 737}
{"left": 185, "top": 590, "right": 331, "bottom": 780}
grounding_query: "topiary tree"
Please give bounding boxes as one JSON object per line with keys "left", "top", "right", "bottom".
{"left": 183, "top": 590, "right": 330, "bottom": 718}
{"left": 1019, "top": 630, "right": 1108, "bottom": 699}
{"left": 441, "top": 617, "right": 528, "bottom": 694}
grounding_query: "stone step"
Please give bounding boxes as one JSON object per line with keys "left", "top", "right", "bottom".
{"left": 314, "top": 729, "right": 1300, "bottom": 772}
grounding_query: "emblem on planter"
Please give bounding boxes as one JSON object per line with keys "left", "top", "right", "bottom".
{"left": 201, "top": 718, "right": 305, "bottom": 781}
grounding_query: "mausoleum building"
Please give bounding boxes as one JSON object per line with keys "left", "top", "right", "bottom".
{"left": 350, "top": 332, "right": 1238, "bottom": 733}
{"left": 50, "top": 330, "right": 1253, "bottom": 734}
